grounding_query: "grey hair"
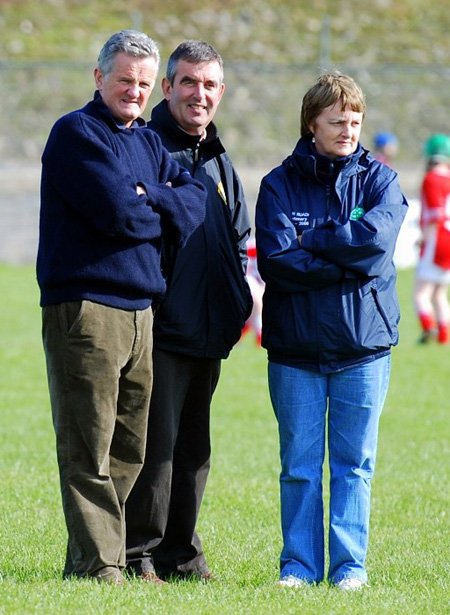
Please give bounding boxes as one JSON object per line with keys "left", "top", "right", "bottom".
{"left": 166, "top": 40, "right": 223, "bottom": 85}
{"left": 97, "top": 29, "right": 160, "bottom": 77}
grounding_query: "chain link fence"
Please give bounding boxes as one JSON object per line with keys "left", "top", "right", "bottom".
{"left": 1, "top": 60, "right": 448, "bottom": 264}
{"left": 1, "top": 59, "right": 450, "bottom": 165}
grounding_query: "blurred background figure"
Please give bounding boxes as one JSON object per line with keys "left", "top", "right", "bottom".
{"left": 414, "top": 133, "right": 450, "bottom": 345}
{"left": 373, "top": 131, "right": 398, "bottom": 168}
{"left": 241, "top": 237, "right": 264, "bottom": 345}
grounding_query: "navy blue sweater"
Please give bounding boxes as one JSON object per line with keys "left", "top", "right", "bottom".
{"left": 37, "top": 94, "right": 206, "bottom": 309}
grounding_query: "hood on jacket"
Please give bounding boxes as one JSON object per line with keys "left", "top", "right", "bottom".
{"left": 284, "top": 136, "right": 373, "bottom": 184}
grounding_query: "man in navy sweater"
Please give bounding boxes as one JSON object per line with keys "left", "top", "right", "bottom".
{"left": 125, "top": 40, "right": 252, "bottom": 583}
{"left": 37, "top": 30, "right": 206, "bottom": 585}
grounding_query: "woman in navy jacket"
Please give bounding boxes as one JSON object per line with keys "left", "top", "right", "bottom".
{"left": 256, "top": 72, "right": 407, "bottom": 590}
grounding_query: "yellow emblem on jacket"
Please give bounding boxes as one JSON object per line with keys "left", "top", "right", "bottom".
{"left": 217, "top": 181, "right": 227, "bottom": 205}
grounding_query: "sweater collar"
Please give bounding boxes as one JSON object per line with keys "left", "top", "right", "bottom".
{"left": 92, "top": 90, "right": 146, "bottom": 129}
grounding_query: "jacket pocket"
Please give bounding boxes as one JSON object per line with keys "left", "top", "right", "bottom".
{"left": 370, "top": 286, "right": 393, "bottom": 337}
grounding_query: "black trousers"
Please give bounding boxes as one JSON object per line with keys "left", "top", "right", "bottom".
{"left": 125, "top": 347, "right": 221, "bottom": 576}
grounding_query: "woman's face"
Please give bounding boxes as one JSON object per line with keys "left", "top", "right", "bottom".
{"left": 308, "top": 101, "right": 363, "bottom": 159}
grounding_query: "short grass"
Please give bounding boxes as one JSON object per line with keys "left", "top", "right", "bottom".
{"left": 0, "top": 265, "right": 449, "bottom": 615}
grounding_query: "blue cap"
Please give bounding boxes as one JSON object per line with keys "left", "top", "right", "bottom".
{"left": 374, "top": 131, "right": 398, "bottom": 148}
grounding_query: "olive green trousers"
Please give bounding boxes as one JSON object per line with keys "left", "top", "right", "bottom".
{"left": 42, "top": 300, "right": 153, "bottom": 578}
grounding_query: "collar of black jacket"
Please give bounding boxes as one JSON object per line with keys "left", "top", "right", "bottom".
{"left": 150, "top": 99, "right": 225, "bottom": 156}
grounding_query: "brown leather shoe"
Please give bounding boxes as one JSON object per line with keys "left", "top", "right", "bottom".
{"left": 199, "top": 571, "right": 217, "bottom": 582}
{"left": 140, "top": 571, "right": 167, "bottom": 585}
{"left": 162, "top": 570, "right": 217, "bottom": 582}
{"left": 91, "top": 566, "right": 126, "bottom": 585}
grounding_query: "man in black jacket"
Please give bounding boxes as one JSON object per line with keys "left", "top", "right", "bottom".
{"left": 125, "top": 40, "right": 253, "bottom": 583}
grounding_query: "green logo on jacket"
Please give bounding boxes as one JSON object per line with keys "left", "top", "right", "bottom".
{"left": 350, "top": 206, "right": 365, "bottom": 220}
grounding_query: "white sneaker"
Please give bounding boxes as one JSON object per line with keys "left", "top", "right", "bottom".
{"left": 336, "top": 578, "right": 366, "bottom": 591}
{"left": 276, "top": 575, "right": 307, "bottom": 588}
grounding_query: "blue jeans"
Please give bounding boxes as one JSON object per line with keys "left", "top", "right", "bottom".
{"left": 268, "top": 356, "right": 391, "bottom": 584}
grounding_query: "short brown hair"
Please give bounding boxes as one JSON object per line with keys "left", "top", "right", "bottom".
{"left": 300, "top": 71, "right": 366, "bottom": 137}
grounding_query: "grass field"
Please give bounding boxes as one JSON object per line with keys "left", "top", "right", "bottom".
{"left": 0, "top": 264, "right": 449, "bottom": 615}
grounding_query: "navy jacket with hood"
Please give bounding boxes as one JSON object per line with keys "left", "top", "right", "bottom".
{"left": 149, "top": 100, "right": 253, "bottom": 359}
{"left": 255, "top": 137, "right": 408, "bottom": 373}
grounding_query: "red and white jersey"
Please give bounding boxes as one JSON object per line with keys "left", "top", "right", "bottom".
{"left": 420, "top": 168, "right": 450, "bottom": 228}
{"left": 419, "top": 166, "right": 450, "bottom": 272}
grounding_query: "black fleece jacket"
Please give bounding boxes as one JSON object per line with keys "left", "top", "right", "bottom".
{"left": 149, "top": 100, "right": 253, "bottom": 359}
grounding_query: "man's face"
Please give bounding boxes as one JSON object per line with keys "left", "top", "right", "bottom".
{"left": 94, "top": 52, "right": 158, "bottom": 127}
{"left": 162, "top": 60, "right": 225, "bottom": 136}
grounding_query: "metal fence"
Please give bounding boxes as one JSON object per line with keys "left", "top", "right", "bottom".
{"left": 1, "top": 60, "right": 448, "bottom": 264}
{"left": 1, "top": 59, "right": 450, "bottom": 165}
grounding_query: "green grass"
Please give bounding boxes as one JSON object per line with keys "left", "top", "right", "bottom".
{"left": 0, "top": 265, "right": 449, "bottom": 614}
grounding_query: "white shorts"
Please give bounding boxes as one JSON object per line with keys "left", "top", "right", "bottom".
{"left": 416, "top": 227, "right": 450, "bottom": 284}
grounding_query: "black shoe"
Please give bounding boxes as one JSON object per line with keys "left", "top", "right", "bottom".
{"left": 418, "top": 329, "right": 437, "bottom": 344}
